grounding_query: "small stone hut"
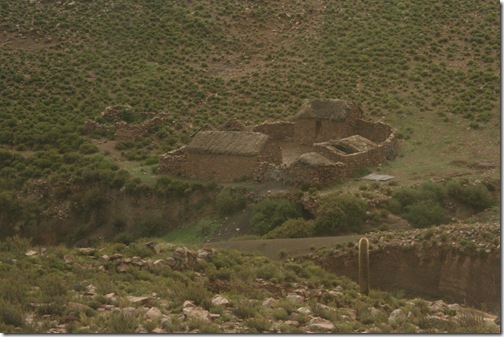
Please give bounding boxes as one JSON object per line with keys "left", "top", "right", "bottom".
{"left": 182, "top": 131, "right": 282, "bottom": 181}
{"left": 294, "top": 99, "right": 362, "bottom": 144}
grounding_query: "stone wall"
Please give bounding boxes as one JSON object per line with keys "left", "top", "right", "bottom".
{"left": 286, "top": 160, "right": 347, "bottom": 186}
{"left": 355, "top": 120, "right": 396, "bottom": 144}
{"left": 294, "top": 119, "right": 355, "bottom": 145}
{"left": 258, "top": 142, "right": 283, "bottom": 165}
{"left": 252, "top": 121, "right": 295, "bottom": 140}
{"left": 314, "top": 144, "right": 389, "bottom": 177}
{"left": 158, "top": 147, "right": 187, "bottom": 176}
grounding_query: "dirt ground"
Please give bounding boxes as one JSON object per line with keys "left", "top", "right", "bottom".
{"left": 208, "top": 234, "right": 361, "bottom": 260}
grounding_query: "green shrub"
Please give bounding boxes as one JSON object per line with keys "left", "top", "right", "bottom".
{"left": 404, "top": 200, "right": 449, "bottom": 228}
{"left": 250, "top": 198, "right": 303, "bottom": 236}
{"left": 315, "top": 194, "right": 367, "bottom": 235}
{"left": 446, "top": 181, "right": 494, "bottom": 211}
{"left": 245, "top": 316, "right": 272, "bottom": 332}
{"left": 263, "top": 218, "right": 315, "bottom": 239}
{"left": 113, "top": 232, "right": 134, "bottom": 245}
{"left": 215, "top": 188, "right": 246, "bottom": 216}
{"left": 135, "top": 216, "right": 164, "bottom": 238}
{"left": 0, "top": 301, "right": 24, "bottom": 327}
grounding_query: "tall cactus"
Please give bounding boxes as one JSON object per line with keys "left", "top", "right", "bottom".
{"left": 358, "top": 237, "right": 370, "bottom": 295}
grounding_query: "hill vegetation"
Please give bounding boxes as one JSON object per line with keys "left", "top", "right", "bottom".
{"left": 0, "top": 0, "right": 500, "bottom": 333}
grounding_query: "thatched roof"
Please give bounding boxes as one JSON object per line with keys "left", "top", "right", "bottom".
{"left": 187, "top": 131, "right": 269, "bottom": 156}
{"left": 296, "top": 99, "right": 352, "bottom": 121}
{"left": 294, "top": 152, "right": 338, "bottom": 167}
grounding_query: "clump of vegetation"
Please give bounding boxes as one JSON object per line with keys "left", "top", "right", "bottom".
{"left": 250, "top": 198, "right": 304, "bottom": 236}
{"left": 263, "top": 218, "right": 315, "bottom": 239}
{"left": 215, "top": 188, "right": 247, "bottom": 216}
{"left": 387, "top": 180, "right": 495, "bottom": 228}
{"left": 315, "top": 194, "right": 368, "bottom": 235}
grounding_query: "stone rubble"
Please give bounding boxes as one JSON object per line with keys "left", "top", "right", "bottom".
{"left": 14, "top": 243, "right": 499, "bottom": 333}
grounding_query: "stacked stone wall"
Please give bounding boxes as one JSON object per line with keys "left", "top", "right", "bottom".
{"left": 294, "top": 119, "right": 356, "bottom": 145}
{"left": 158, "top": 147, "right": 187, "bottom": 176}
{"left": 286, "top": 161, "right": 347, "bottom": 186}
{"left": 258, "top": 142, "right": 283, "bottom": 165}
{"left": 252, "top": 121, "right": 295, "bottom": 140}
{"left": 355, "top": 120, "right": 396, "bottom": 144}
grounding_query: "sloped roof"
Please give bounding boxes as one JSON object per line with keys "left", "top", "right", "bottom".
{"left": 187, "top": 131, "right": 269, "bottom": 156}
{"left": 296, "top": 99, "right": 351, "bottom": 121}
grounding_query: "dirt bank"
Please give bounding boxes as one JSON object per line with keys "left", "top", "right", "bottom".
{"left": 315, "top": 245, "right": 500, "bottom": 314}
{"left": 210, "top": 222, "right": 500, "bottom": 314}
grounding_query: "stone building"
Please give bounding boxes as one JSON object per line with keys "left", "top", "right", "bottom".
{"left": 163, "top": 131, "right": 282, "bottom": 181}
{"left": 294, "top": 99, "right": 363, "bottom": 144}
{"left": 159, "top": 99, "right": 398, "bottom": 186}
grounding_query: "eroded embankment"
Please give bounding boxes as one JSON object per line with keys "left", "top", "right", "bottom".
{"left": 309, "top": 223, "right": 500, "bottom": 314}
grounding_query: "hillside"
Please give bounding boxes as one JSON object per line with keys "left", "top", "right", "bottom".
{"left": 0, "top": 223, "right": 499, "bottom": 333}
{"left": 0, "top": 0, "right": 500, "bottom": 243}
{"left": 0, "top": 0, "right": 501, "bottom": 333}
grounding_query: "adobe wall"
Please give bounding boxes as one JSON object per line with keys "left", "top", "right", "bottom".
{"left": 185, "top": 153, "right": 259, "bottom": 181}
{"left": 252, "top": 121, "right": 295, "bottom": 140}
{"left": 294, "top": 119, "right": 356, "bottom": 145}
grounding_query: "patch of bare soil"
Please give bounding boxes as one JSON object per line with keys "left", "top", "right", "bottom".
{"left": 209, "top": 234, "right": 361, "bottom": 261}
{"left": 0, "top": 31, "right": 58, "bottom": 51}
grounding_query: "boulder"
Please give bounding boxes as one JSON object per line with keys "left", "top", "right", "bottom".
{"left": 388, "top": 309, "right": 406, "bottom": 324}
{"left": 212, "top": 294, "right": 230, "bottom": 307}
{"left": 308, "top": 317, "right": 335, "bottom": 332}
{"left": 145, "top": 307, "right": 162, "bottom": 320}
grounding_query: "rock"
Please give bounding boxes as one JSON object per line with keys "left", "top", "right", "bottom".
{"left": 25, "top": 250, "right": 38, "bottom": 256}
{"left": 316, "top": 303, "right": 337, "bottom": 313}
{"left": 308, "top": 317, "right": 335, "bottom": 332}
{"left": 262, "top": 297, "right": 279, "bottom": 308}
{"left": 286, "top": 294, "right": 304, "bottom": 304}
{"left": 127, "top": 296, "right": 151, "bottom": 305}
{"left": 67, "top": 302, "right": 92, "bottom": 311}
{"left": 77, "top": 248, "right": 96, "bottom": 255}
{"left": 151, "top": 327, "right": 167, "bottom": 333}
{"left": 153, "top": 259, "right": 165, "bottom": 265}
{"left": 297, "top": 306, "right": 312, "bottom": 315}
{"left": 105, "top": 293, "right": 116, "bottom": 300}
{"left": 183, "top": 306, "right": 211, "bottom": 323}
{"left": 212, "top": 294, "right": 230, "bottom": 307}
{"left": 368, "top": 307, "right": 383, "bottom": 319}
{"left": 183, "top": 300, "right": 196, "bottom": 308}
{"left": 135, "top": 325, "right": 149, "bottom": 333}
{"left": 447, "top": 303, "right": 461, "bottom": 312}
{"left": 388, "top": 309, "right": 406, "bottom": 324}
{"left": 368, "top": 326, "right": 382, "bottom": 333}
{"left": 116, "top": 263, "right": 129, "bottom": 273}
{"left": 145, "top": 307, "right": 162, "bottom": 320}
{"left": 84, "top": 284, "right": 97, "bottom": 296}
{"left": 339, "top": 308, "right": 357, "bottom": 321}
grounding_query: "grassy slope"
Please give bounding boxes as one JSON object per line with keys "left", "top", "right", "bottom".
{"left": 1, "top": 0, "right": 499, "bottom": 158}
{"left": 0, "top": 0, "right": 500, "bottom": 241}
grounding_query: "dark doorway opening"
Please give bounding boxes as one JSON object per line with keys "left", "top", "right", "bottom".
{"left": 315, "top": 120, "right": 322, "bottom": 140}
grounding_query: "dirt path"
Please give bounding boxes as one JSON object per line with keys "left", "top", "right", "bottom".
{"left": 208, "top": 235, "right": 361, "bottom": 260}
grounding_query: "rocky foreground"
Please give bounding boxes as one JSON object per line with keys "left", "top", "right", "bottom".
{"left": 0, "top": 226, "right": 500, "bottom": 333}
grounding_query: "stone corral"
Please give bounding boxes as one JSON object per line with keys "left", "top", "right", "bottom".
{"left": 83, "top": 106, "right": 169, "bottom": 141}
{"left": 159, "top": 99, "right": 398, "bottom": 186}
